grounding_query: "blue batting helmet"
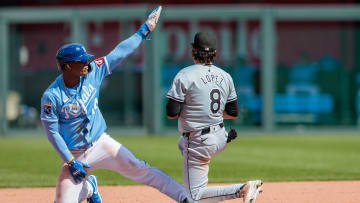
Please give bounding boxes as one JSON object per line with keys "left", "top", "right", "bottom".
{"left": 56, "top": 43, "right": 94, "bottom": 66}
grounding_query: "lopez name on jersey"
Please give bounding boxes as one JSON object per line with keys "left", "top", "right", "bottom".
{"left": 200, "top": 73, "right": 224, "bottom": 86}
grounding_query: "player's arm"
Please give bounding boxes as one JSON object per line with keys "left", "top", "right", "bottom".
{"left": 41, "top": 93, "right": 73, "bottom": 162}
{"left": 166, "top": 98, "right": 182, "bottom": 119}
{"left": 41, "top": 93, "right": 89, "bottom": 183}
{"left": 105, "top": 6, "right": 162, "bottom": 72}
{"left": 166, "top": 71, "right": 187, "bottom": 119}
{"left": 41, "top": 120, "right": 73, "bottom": 162}
{"left": 223, "top": 99, "right": 238, "bottom": 119}
{"left": 224, "top": 73, "right": 238, "bottom": 119}
{"left": 42, "top": 121, "right": 90, "bottom": 183}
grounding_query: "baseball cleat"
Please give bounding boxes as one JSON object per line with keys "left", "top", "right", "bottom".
{"left": 243, "top": 180, "right": 263, "bottom": 203}
{"left": 86, "top": 175, "right": 102, "bottom": 203}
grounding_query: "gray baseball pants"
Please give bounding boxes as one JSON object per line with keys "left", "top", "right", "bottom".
{"left": 178, "top": 125, "right": 244, "bottom": 203}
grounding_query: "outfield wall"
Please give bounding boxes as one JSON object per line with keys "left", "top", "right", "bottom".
{"left": 1, "top": 5, "right": 360, "bottom": 134}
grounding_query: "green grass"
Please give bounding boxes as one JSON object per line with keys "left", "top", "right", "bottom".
{"left": 1, "top": 133, "right": 360, "bottom": 188}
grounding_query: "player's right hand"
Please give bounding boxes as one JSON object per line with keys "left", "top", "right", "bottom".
{"left": 68, "top": 159, "right": 90, "bottom": 183}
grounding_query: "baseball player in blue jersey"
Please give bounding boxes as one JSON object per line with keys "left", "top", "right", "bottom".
{"left": 41, "top": 6, "right": 187, "bottom": 203}
{"left": 166, "top": 32, "right": 263, "bottom": 203}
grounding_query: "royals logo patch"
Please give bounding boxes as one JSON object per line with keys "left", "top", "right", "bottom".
{"left": 44, "top": 103, "right": 52, "bottom": 115}
{"left": 95, "top": 57, "right": 104, "bottom": 67}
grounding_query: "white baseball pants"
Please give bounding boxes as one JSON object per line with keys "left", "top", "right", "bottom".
{"left": 55, "top": 133, "right": 186, "bottom": 203}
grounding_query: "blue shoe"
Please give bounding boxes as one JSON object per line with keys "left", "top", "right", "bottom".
{"left": 86, "top": 175, "right": 102, "bottom": 203}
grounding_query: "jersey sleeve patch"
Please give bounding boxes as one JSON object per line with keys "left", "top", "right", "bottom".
{"left": 95, "top": 57, "right": 105, "bottom": 67}
{"left": 41, "top": 92, "right": 59, "bottom": 121}
{"left": 44, "top": 103, "right": 52, "bottom": 115}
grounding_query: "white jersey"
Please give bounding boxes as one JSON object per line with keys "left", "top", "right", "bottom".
{"left": 167, "top": 64, "right": 237, "bottom": 133}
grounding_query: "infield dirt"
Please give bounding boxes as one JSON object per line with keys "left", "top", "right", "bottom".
{"left": 0, "top": 180, "right": 359, "bottom": 203}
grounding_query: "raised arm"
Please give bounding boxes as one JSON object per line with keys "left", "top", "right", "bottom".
{"left": 106, "top": 6, "right": 162, "bottom": 72}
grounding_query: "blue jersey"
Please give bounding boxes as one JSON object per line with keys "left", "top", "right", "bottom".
{"left": 41, "top": 57, "right": 109, "bottom": 148}
{"left": 41, "top": 33, "right": 142, "bottom": 162}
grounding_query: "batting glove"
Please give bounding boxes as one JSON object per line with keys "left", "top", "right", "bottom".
{"left": 67, "top": 158, "right": 90, "bottom": 183}
{"left": 137, "top": 5, "right": 162, "bottom": 39}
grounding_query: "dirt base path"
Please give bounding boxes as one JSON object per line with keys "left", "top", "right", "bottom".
{"left": 1, "top": 181, "right": 359, "bottom": 203}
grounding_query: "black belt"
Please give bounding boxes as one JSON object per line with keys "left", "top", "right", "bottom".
{"left": 182, "top": 123, "right": 224, "bottom": 137}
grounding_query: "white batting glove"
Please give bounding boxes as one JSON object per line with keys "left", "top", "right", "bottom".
{"left": 137, "top": 6, "right": 162, "bottom": 39}
{"left": 145, "top": 5, "right": 162, "bottom": 32}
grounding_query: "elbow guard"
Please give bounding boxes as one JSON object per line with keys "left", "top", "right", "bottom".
{"left": 225, "top": 100, "right": 238, "bottom": 117}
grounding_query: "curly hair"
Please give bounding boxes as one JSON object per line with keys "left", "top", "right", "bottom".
{"left": 192, "top": 46, "right": 217, "bottom": 65}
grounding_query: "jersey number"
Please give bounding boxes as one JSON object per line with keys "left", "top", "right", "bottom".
{"left": 92, "top": 98, "right": 99, "bottom": 114}
{"left": 210, "top": 89, "right": 221, "bottom": 114}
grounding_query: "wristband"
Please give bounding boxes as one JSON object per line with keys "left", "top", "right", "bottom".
{"left": 66, "top": 156, "right": 74, "bottom": 165}
{"left": 136, "top": 23, "right": 151, "bottom": 39}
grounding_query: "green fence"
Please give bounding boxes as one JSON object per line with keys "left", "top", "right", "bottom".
{"left": 1, "top": 5, "right": 360, "bottom": 135}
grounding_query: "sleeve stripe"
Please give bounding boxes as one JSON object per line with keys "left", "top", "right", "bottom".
{"left": 104, "top": 56, "right": 111, "bottom": 75}
{"left": 41, "top": 118, "right": 58, "bottom": 121}
{"left": 166, "top": 95, "right": 184, "bottom": 103}
{"left": 227, "top": 97, "right": 237, "bottom": 103}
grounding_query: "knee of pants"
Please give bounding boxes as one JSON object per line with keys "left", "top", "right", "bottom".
{"left": 178, "top": 136, "right": 185, "bottom": 152}
{"left": 131, "top": 159, "right": 150, "bottom": 171}
{"left": 186, "top": 188, "right": 202, "bottom": 202}
{"left": 117, "top": 156, "right": 150, "bottom": 173}
{"left": 115, "top": 146, "right": 152, "bottom": 172}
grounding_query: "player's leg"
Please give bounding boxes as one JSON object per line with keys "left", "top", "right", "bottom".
{"left": 55, "top": 148, "right": 97, "bottom": 203}
{"left": 180, "top": 128, "right": 245, "bottom": 203}
{"left": 55, "top": 161, "right": 91, "bottom": 203}
{"left": 87, "top": 133, "right": 187, "bottom": 203}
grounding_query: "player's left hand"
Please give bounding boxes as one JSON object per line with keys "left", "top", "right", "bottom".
{"left": 137, "top": 5, "right": 162, "bottom": 38}
{"left": 145, "top": 5, "right": 162, "bottom": 31}
{"left": 227, "top": 128, "right": 237, "bottom": 143}
{"left": 68, "top": 159, "right": 90, "bottom": 183}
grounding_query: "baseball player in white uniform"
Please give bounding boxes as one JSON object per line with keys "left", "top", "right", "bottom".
{"left": 166, "top": 32, "right": 263, "bottom": 203}
{"left": 41, "top": 6, "right": 187, "bottom": 203}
